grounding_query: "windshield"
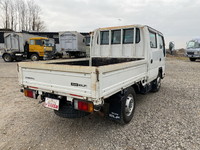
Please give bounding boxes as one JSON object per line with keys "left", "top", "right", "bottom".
{"left": 187, "top": 40, "right": 200, "bottom": 49}
{"left": 44, "top": 40, "right": 53, "bottom": 47}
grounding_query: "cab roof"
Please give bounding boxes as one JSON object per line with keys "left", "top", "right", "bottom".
{"left": 99, "top": 24, "right": 146, "bottom": 31}
{"left": 98, "top": 24, "right": 163, "bottom": 36}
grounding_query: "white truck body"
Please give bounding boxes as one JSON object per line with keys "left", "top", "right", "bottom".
{"left": 18, "top": 25, "right": 166, "bottom": 123}
{"left": 59, "top": 31, "right": 86, "bottom": 53}
{"left": 19, "top": 25, "right": 165, "bottom": 104}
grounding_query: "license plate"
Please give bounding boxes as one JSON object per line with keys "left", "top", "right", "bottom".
{"left": 44, "top": 97, "right": 59, "bottom": 110}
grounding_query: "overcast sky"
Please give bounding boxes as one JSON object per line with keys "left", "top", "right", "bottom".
{"left": 35, "top": 0, "right": 200, "bottom": 48}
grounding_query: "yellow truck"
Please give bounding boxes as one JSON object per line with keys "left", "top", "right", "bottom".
{"left": 28, "top": 37, "right": 54, "bottom": 61}
{"left": 2, "top": 33, "right": 54, "bottom": 62}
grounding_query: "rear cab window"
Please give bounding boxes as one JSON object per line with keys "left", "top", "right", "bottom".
{"left": 123, "top": 28, "right": 134, "bottom": 44}
{"left": 123, "top": 28, "right": 140, "bottom": 44}
{"left": 100, "top": 31, "right": 109, "bottom": 45}
{"left": 100, "top": 28, "right": 141, "bottom": 45}
{"left": 136, "top": 28, "right": 140, "bottom": 43}
{"left": 111, "top": 30, "right": 121, "bottom": 44}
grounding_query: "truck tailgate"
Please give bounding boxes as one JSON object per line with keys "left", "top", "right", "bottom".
{"left": 19, "top": 62, "right": 97, "bottom": 98}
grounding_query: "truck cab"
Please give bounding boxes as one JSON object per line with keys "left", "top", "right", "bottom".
{"left": 29, "top": 37, "right": 54, "bottom": 61}
{"left": 186, "top": 39, "right": 200, "bottom": 61}
{"left": 91, "top": 25, "right": 166, "bottom": 82}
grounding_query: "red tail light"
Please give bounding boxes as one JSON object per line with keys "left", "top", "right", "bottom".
{"left": 24, "top": 89, "right": 36, "bottom": 98}
{"left": 74, "top": 100, "right": 93, "bottom": 112}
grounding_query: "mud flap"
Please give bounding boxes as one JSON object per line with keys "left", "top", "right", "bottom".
{"left": 108, "top": 94, "right": 123, "bottom": 120}
{"left": 140, "top": 83, "right": 152, "bottom": 94}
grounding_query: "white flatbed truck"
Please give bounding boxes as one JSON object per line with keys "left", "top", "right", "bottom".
{"left": 18, "top": 25, "right": 166, "bottom": 124}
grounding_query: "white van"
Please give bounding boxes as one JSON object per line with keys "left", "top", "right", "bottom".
{"left": 186, "top": 38, "right": 200, "bottom": 61}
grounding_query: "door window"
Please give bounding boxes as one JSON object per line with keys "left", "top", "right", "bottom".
{"left": 158, "top": 35, "right": 165, "bottom": 56}
{"left": 29, "top": 40, "right": 34, "bottom": 45}
{"left": 149, "top": 32, "right": 157, "bottom": 48}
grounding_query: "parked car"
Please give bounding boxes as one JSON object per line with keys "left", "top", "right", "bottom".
{"left": 186, "top": 38, "right": 200, "bottom": 61}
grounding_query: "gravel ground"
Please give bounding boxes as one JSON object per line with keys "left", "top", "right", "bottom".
{"left": 0, "top": 57, "right": 200, "bottom": 150}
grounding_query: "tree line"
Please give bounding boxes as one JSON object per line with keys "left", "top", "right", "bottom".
{"left": 0, "top": 0, "right": 46, "bottom": 31}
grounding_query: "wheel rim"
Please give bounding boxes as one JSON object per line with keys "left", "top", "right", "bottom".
{"left": 125, "top": 94, "right": 134, "bottom": 116}
{"left": 32, "top": 55, "right": 38, "bottom": 61}
{"left": 157, "top": 76, "right": 161, "bottom": 89}
{"left": 4, "top": 55, "right": 11, "bottom": 61}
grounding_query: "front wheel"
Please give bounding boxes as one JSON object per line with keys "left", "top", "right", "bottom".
{"left": 30, "top": 54, "right": 39, "bottom": 61}
{"left": 189, "top": 58, "right": 196, "bottom": 61}
{"left": 151, "top": 73, "right": 161, "bottom": 92}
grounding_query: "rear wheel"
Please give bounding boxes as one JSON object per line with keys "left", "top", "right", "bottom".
{"left": 117, "top": 87, "right": 136, "bottom": 124}
{"left": 3, "top": 54, "right": 13, "bottom": 62}
{"left": 189, "top": 58, "right": 196, "bottom": 61}
{"left": 30, "top": 54, "right": 39, "bottom": 61}
{"left": 151, "top": 73, "right": 161, "bottom": 92}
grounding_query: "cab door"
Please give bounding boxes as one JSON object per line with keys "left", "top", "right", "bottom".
{"left": 158, "top": 34, "right": 166, "bottom": 74}
{"left": 29, "top": 39, "right": 35, "bottom": 53}
{"left": 148, "top": 30, "right": 163, "bottom": 82}
{"left": 34, "top": 40, "right": 44, "bottom": 56}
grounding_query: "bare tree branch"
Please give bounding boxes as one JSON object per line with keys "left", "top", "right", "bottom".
{"left": 0, "top": 0, "right": 46, "bottom": 31}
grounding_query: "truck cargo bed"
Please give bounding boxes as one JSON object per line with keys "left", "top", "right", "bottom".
{"left": 48, "top": 57, "right": 143, "bottom": 66}
{"left": 19, "top": 58, "right": 147, "bottom": 105}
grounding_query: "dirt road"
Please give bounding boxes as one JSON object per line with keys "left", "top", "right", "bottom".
{"left": 0, "top": 57, "right": 200, "bottom": 150}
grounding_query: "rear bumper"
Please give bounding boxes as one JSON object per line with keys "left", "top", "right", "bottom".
{"left": 20, "top": 85, "right": 102, "bottom": 106}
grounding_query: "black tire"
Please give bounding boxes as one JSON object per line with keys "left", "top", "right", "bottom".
{"left": 189, "top": 58, "right": 196, "bottom": 61}
{"left": 151, "top": 73, "right": 161, "bottom": 92}
{"left": 30, "top": 54, "right": 39, "bottom": 61}
{"left": 116, "top": 87, "right": 136, "bottom": 124}
{"left": 3, "top": 54, "right": 13, "bottom": 62}
{"left": 54, "top": 104, "right": 90, "bottom": 118}
{"left": 58, "top": 53, "right": 63, "bottom": 58}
